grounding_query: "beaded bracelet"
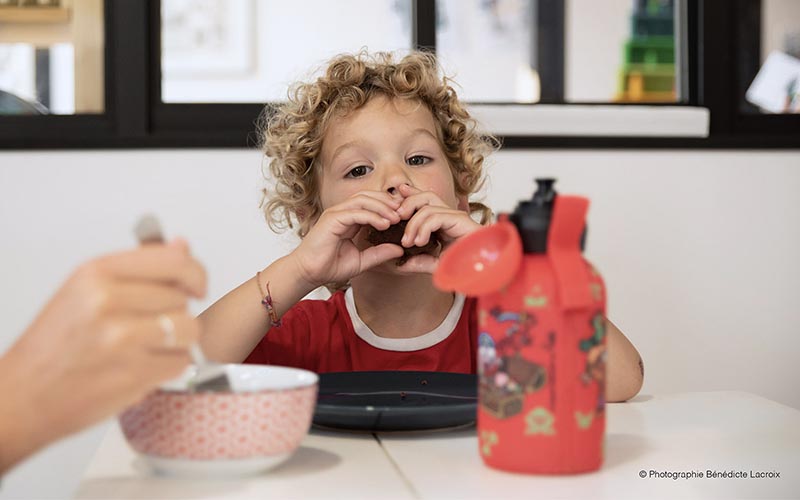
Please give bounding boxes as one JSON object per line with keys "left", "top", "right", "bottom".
{"left": 256, "top": 271, "right": 282, "bottom": 327}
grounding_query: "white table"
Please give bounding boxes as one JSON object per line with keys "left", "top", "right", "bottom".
{"left": 75, "top": 391, "right": 800, "bottom": 499}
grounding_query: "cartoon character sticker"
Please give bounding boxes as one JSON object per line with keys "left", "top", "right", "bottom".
{"left": 478, "top": 307, "right": 548, "bottom": 419}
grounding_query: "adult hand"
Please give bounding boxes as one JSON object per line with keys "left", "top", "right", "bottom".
{"left": 0, "top": 239, "right": 206, "bottom": 473}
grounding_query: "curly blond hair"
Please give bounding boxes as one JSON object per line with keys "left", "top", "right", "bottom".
{"left": 259, "top": 50, "right": 498, "bottom": 238}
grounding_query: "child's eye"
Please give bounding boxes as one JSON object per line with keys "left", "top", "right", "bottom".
{"left": 407, "top": 155, "right": 431, "bottom": 166}
{"left": 345, "top": 165, "right": 372, "bottom": 178}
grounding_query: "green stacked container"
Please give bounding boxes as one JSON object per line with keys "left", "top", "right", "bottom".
{"left": 616, "top": 0, "right": 676, "bottom": 102}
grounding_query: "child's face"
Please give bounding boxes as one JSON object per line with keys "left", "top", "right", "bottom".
{"left": 317, "top": 94, "right": 462, "bottom": 212}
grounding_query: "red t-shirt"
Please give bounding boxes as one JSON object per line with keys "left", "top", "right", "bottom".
{"left": 244, "top": 288, "right": 478, "bottom": 374}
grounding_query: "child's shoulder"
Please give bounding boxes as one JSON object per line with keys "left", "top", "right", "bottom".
{"left": 263, "top": 290, "right": 348, "bottom": 346}
{"left": 286, "top": 289, "right": 347, "bottom": 320}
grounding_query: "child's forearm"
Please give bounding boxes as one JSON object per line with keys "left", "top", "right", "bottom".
{"left": 605, "top": 317, "right": 644, "bottom": 402}
{"left": 198, "top": 255, "right": 316, "bottom": 363}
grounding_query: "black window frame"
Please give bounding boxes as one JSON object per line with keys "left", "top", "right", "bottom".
{"left": 0, "top": 0, "right": 798, "bottom": 149}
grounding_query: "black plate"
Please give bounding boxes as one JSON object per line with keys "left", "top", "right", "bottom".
{"left": 313, "top": 371, "right": 477, "bottom": 431}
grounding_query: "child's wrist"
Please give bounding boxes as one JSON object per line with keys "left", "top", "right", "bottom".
{"left": 268, "top": 254, "right": 319, "bottom": 298}
{"left": 282, "top": 252, "right": 320, "bottom": 291}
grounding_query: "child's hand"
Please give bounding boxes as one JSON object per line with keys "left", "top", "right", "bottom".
{"left": 289, "top": 191, "right": 405, "bottom": 287}
{"left": 394, "top": 183, "right": 481, "bottom": 274}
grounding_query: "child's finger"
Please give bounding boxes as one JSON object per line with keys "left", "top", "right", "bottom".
{"left": 394, "top": 253, "right": 438, "bottom": 274}
{"left": 397, "top": 183, "right": 422, "bottom": 196}
{"left": 402, "top": 207, "right": 438, "bottom": 247}
{"left": 348, "top": 190, "right": 403, "bottom": 208}
{"left": 402, "top": 207, "right": 460, "bottom": 247}
{"left": 414, "top": 212, "right": 469, "bottom": 246}
{"left": 326, "top": 209, "right": 393, "bottom": 236}
{"left": 335, "top": 193, "right": 402, "bottom": 223}
{"left": 396, "top": 188, "right": 447, "bottom": 220}
{"left": 358, "top": 243, "right": 405, "bottom": 273}
{"left": 397, "top": 182, "right": 445, "bottom": 203}
{"left": 344, "top": 190, "right": 403, "bottom": 210}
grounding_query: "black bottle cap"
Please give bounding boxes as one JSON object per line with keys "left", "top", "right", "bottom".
{"left": 508, "top": 178, "right": 587, "bottom": 254}
{"left": 509, "top": 178, "right": 556, "bottom": 254}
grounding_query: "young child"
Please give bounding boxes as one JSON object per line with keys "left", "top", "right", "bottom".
{"left": 199, "top": 51, "right": 644, "bottom": 402}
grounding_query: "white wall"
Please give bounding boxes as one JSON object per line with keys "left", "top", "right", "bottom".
{"left": 1, "top": 148, "right": 799, "bottom": 498}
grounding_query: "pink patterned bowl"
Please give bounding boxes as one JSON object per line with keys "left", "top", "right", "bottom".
{"left": 119, "top": 364, "right": 318, "bottom": 476}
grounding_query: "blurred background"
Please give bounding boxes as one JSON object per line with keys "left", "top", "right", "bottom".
{"left": 2, "top": 0, "right": 799, "bottom": 113}
{"left": 1, "top": 1, "right": 799, "bottom": 498}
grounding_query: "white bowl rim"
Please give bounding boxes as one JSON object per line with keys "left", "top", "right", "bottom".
{"left": 140, "top": 451, "right": 294, "bottom": 475}
{"left": 158, "top": 363, "right": 318, "bottom": 393}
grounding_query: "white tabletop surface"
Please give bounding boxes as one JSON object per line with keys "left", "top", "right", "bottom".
{"left": 75, "top": 391, "right": 800, "bottom": 499}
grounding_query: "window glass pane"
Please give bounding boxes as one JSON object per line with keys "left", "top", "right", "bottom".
{"left": 0, "top": 0, "right": 105, "bottom": 115}
{"left": 161, "top": 0, "right": 413, "bottom": 103}
{"left": 566, "top": 0, "right": 680, "bottom": 103}
{"left": 436, "top": 0, "right": 537, "bottom": 103}
{"left": 437, "top": 0, "right": 682, "bottom": 104}
{"left": 744, "top": 0, "right": 800, "bottom": 114}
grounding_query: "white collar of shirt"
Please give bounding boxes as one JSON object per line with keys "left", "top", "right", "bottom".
{"left": 344, "top": 287, "right": 465, "bottom": 352}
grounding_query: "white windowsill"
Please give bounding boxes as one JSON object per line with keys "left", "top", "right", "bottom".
{"left": 467, "top": 104, "right": 710, "bottom": 138}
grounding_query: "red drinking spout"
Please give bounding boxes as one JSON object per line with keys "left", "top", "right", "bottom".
{"left": 433, "top": 217, "right": 523, "bottom": 296}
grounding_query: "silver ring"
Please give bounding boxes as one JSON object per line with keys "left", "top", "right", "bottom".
{"left": 157, "top": 314, "right": 177, "bottom": 348}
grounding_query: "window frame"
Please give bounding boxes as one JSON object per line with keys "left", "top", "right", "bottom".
{"left": 0, "top": 0, "right": 797, "bottom": 149}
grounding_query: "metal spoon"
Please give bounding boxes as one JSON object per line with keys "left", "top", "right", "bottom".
{"left": 134, "top": 214, "right": 232, "bottom": 392}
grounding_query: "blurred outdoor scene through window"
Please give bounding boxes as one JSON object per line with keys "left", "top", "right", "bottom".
{"left": 0, "top": 0, "right": 685, "bottom": 114}
{"left": 7, "top": 1, "right": 798, "bottom": 116}
{"left": 161, "top": 0, "right": 683, "bottom": 105}
{"left": 161, "top": 0, "right": 413, "bottom": 103}
{"left": 0, "top": 0, "right": 105, "bottom": 115}
{"left": 745, "top": 0, "right": 800, "bottom": 114}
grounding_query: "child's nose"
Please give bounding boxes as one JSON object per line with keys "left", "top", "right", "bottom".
{"left": 386, "top": 182, "right": 411, "bottom": 200}
{"left": 383, "top": 166, "right": 412, "bottom": 199}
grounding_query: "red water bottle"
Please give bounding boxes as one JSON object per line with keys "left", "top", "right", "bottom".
{"left": 434, "top": 179, "right": 606, "bottom": 474}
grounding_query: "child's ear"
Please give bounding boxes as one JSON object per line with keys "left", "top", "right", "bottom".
{"left": 297, "top": 208, "right": 319, "bottom": 229}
